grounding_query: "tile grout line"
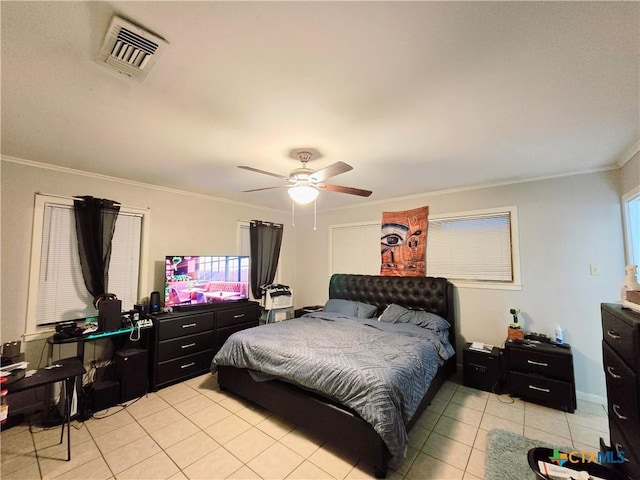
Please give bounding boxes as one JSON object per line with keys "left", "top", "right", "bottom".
{"left": 15, "top": 375, "right": 610, "bottom": 480}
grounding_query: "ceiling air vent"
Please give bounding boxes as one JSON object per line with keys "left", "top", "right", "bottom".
{"left": 97, "top": 16, "right": 168, "bottom": 81}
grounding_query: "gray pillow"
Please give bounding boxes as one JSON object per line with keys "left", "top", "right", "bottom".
{"left": 323, "top": 299, "right": 378, "bottom": 318}
{"left": 379, "top": 303, "right": 450, "bottom": 331}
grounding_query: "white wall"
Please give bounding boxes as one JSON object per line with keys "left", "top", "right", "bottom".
{"left": 293, "top": 170, "right": 626, "bottom": 403}
{"left": 0, "top": 158, "right": 295, "bottom": 365}
{"left": 1, "top": 156, "right": 630, "bottom": 403}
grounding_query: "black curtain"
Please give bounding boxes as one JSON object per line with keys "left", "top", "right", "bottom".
{"left": 249, "top": 220, "right": 283, "bottom": 299}
{"left": 73, "top": 196, "right": 120, "bottom": 304}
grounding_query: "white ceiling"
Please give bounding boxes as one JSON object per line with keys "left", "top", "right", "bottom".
{"left": 2, "top": 1, "right": 638, "bottom": 211}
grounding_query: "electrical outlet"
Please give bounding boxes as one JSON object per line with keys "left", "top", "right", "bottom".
{"left": 590, "top": 264, "right": 601, "bottom": 276}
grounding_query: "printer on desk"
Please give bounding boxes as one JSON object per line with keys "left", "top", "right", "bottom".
{"left": 263, "top": 284, "right": 293, "bottom": 309}
{"left": 262, "top": 284, "right": 293, "bottom": 323}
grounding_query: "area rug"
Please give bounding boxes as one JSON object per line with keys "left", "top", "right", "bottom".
{"left": 485, "top": 429, "right": 572, "bottom": 480}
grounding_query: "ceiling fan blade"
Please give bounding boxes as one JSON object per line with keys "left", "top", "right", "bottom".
{"left": 310, "top": 161, "right": 353, "bottom": 182}
{"left": 320, "top": 183, "right": 372, "bottom": 197}
{"left": 238, "top": 165, "right": 289, "bottom": 180}
{"left": 242, "top": 186, "right": 288, "bottom": 193}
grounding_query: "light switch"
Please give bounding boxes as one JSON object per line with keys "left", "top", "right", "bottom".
{"left": 590, "top": 264, "right": 601, "bottom": 276}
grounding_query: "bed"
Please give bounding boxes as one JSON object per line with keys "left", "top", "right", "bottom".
{"left": 212, "top": 274, "right": 456, "bottom": 478}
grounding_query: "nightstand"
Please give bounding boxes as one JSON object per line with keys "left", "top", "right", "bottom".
{"left": 505, "top": 339, "right": 576, "bottom": 412}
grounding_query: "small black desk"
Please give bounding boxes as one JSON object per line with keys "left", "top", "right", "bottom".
{"left": 46, "top": 323, "right": 153, "bottom": 363}
{"left": 7, "top": 358, "right": 85, "bottom": 461}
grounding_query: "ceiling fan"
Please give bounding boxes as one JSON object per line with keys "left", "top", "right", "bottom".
{"left": 238, "top": 150, "right": 372, "bottom": 204}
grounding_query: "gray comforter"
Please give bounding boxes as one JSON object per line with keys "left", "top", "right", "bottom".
{"left": 211, "top": 312, "right": 454, "bottom": 463}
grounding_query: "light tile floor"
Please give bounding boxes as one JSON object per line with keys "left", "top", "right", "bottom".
{"left": 1, "top": 373, "right": 609, "bottom": 480}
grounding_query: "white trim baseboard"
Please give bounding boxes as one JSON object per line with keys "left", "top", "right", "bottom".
{"left": 576, "top": 390, "right": 607, "bottom": 407}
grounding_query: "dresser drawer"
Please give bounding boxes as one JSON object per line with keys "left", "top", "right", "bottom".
{"left": 609, "top": 401, "right": 640, "bottom": 453}
{"left": 603, "top": 342, "right": 639, "bottom": 424}
{"left": 149, "top": 301, "right": 260, "bottom": 392}
{"left": 156, "top": 350, "right": 214, "bottom": 386}
{"left": 509, "top": 347, "right": 572, "bottom": 382}
{"left": 158, "top": 312, "right": 214, "bottom": 340}
{"left": 602, "top": 306, "right": 639, "bottom": 370}
{"left": 217, "top": 304, "right": 258, "bottom": 328}
{"left": 158, "top": 330, "right": 214, "bottom": 362}
{"left": 607, "top": 364, "right": 640, "bottom": 450}
{"left": 509, "top": 371, "right": 574, "bottom": 412}
{"left": 217, "top": 321, "right": 259, "bottom": 348}
{"left": 609, "top": 415, "right": 640, "bottom": 478}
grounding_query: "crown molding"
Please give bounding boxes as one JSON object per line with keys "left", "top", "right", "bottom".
{"left": 1, "top": 155, "right": 287, "bottom": 214}
{"left": 323, "top": 164, "right": 620, "bottom": 214}
{"left": 3, "top": 153, "right": 626, "bottom": 216}
{"left": 616, "top": 139, "right": 640, "bottom": 168}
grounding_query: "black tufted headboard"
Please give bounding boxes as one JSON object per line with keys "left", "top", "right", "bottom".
{"left": 329, "top": 274, "right": 456, "bottom": 351}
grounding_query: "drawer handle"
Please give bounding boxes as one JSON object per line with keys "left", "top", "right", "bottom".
{"left": 182, "top": 323, "right": 197, "bottom": 328}
{"left": 528, "top": 385, "right": 550, "bottom": 393}
{"left": 606, "top": 366, "right": 621, "bottom": 379}
{"left": 233, "top": 313, "right": 245, "bottom": 319}
{"left": 527, "top": 360, "right": 548, "bottom": 367}
{"left": 181, "top": 343, "right": 196, "bottom": 349}
{"left": 607, "top": 329, "right": 621, "bottom": 339}
{"left": 613, "top": 404, "right": 627, "bottom": 420}
{"left": 180, "top": 362, "right": 196, "bottom": 369}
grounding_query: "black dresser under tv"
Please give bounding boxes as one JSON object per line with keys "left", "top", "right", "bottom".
{"left": 149, "top": 301, "right": 260, "bottom": 391}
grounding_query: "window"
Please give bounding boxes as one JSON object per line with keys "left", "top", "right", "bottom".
{"left": 239, "top": 221, "right": 251, "bottom": 257}
{"left": 328, "top": 206, "right": 520, "bottom": 289}
{"left": 328, "top": 222, "right": 382, "bottom": 275}
{"left": 427, "top": 208, "right": 518, "bottom": 285}
{"left": 26, "top": 195, "right": 149, "bottom": 336}
{"left": 622, "top": 187, "right": 640, "bottom": 266}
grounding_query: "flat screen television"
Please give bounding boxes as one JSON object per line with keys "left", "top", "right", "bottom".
{"left": 164, "top": 255, "right": 250, "bottom": 307}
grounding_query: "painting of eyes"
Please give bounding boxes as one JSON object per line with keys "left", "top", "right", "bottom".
{"left": 380, "top": 207, "right": 428, "bottom": 276}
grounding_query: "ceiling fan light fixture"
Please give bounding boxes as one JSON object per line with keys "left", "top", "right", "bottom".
{"left": 288, "top": 185, "right": 319, "bottom": 204}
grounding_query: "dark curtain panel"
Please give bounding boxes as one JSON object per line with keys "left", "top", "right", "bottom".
{"left": 249, "top": 220, "right": 283, "bottom": 299}
{"left": 73, "top": 196, "right": 120, "bottom": 303}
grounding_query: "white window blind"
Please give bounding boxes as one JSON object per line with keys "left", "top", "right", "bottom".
{"left": 426, "top": 212, "right": 513, "bottom": 282}
{"left": 35, "top": 202, "right": 142, "bottom": 326}
{"left": 328, "top": 207, "right": 519, "bottom": 288}
{"left": 330, "top": 223, "right": 381, "bottom": 275}
{"left": 239, "top": 222, "right": 251, "bottom": 256}
{"left": 106, "top": 212, "right": 142, "bottom": 312}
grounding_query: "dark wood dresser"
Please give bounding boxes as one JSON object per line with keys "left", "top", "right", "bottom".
{"left": 601, "top": 303, "right": 640, "bottom": 479}
{"left": 505, "top": 339, "right": 576, "bottom": 412}
{"left": 150, "top": 301, "right": 260, "bottom": 391}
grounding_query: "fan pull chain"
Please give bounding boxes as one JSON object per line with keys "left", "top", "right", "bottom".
{"left": 290, "top": 198, "right": 317, "bottom": 229}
